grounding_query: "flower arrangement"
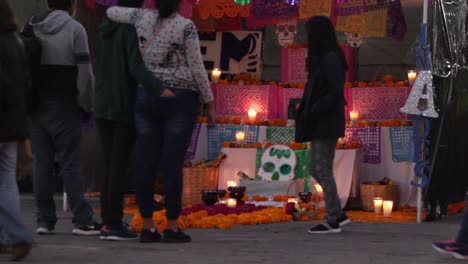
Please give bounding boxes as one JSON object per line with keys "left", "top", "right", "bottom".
{"left": 221, "top": 141, "right": 308, "bottom": 150}
{"left": 285, "top": 202, "right": 318, "bottom": 221}
{"left": 346, "top": 118, "right": 412, "bottom": 128}
{"left": 198, "top": 116, "right": 288, "bottom": 127}
{"left": 335, "top": 140, "right": 362, "bottom": 150}
{"left": 345, "top": 75, "right": 409, "bottom": 88}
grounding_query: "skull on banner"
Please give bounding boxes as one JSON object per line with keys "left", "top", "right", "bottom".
{"left": 344, "top": 32, "right": 364, "bottom": 48}
{"left": 276, "top": 20, "right": 298, "bottom": 47}
{"left": 258, "top": 145, "right": 297, "bottom": 181}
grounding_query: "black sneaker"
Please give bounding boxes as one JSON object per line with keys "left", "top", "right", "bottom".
{"left": 100, "top": 225, "right": 138, "bottom": 241}
{"left": 72, "top": 222, "right": 102, "bottom": 236}
{"left": 337, "top": 213, "right": 351, "bottom": 227}
{"left": 307, "top": 222, "right": 341, "bottom": 234}
{"left": 163, "top": 229, "right": 192, "bottom": 243}
{"left": 140, "top": 229, "right": 162, "bottom": 243}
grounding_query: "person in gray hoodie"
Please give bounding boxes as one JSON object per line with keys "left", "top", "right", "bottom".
{"left": 25, "top": 0, "right": 100, "bottom": 236}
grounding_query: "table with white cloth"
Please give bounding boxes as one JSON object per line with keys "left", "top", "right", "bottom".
{"left": 190, "top": 124, "right": 417, "bottom": 207}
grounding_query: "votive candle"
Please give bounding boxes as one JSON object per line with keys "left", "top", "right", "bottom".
{"left": 383, "top": 200, "right": 393, "bottom": 217}
{"left": 227, "top": 180, "right": 237, "bottom": 188}
{"left": 248, "top": 109, "right": 257, "bottom": 123}
{"left": 211, "top": 68, "right": 221, "bottom": 83}
{"left": 373, "top": 197, "right": 383, "bottom": 213}
{"left": 235, "top": 131, "right": 245, "bottom": 144}
{"left": 350, "top": 111, "right": 359, "bottom": 122}
{"left": 227, "top": 198, "right": 237, "bottom": 208}
{"left": 407, "top": 70, "right": 417, "bottom": 85}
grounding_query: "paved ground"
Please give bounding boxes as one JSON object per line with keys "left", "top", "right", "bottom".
{"left": 1, "top": 194, "right": 463, "bottom": 263}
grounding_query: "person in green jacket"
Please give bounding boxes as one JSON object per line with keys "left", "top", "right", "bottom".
{"left": 94, "top": 0, "right": 174, "bottom": 241}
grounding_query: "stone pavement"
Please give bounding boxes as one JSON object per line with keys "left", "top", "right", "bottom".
{"left": 1, "top": 194, "right": 463, "bottom": 264}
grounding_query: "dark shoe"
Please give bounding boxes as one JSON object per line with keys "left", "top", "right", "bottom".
{"left": 307, "top": 222, "right": 341, "bottom": 234}
{"left": 72, "top": 222, "right": 102, "bottom": 236}
{"left": 100, "top": 225, "right": 138, "bottom": 241}
{"left": 10, "top": 242, "right": 32, "bottom": 261}
{"left": 36, "top": 226, "right": 54, "bottom": 235}
{"left": 432, "top": 239, "right": 468, "bottom": 260}
{"left": 163, "top": 229, "right": 192, "bottom": 243}
{"left": 140, "top": 229, "right": 162, "bottom": 243}
{"left": 337, "top": 213, "right": 351, "bottom": 227}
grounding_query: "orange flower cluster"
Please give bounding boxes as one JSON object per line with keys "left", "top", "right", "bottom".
{"left": 222, "top": 142, "right": 263, "bottom": 149}
{"left": 130, "top": 207, "right": 293, "bottom": 231}
{"left": 347, "top": 118, "right": 412, "bottom": 128}
{"left": 345, "top": 75, "right": 409, "bottom": 88}
{"left": 336, "top": 140, "right": 362, "bottom": 149}
{"left": 198, "top": 117, "right": 288, "bottom": 127}
{"left": 218, "top": 73, "right": 262, "bottom": 85}
{"left": 264, "top": 141, "right": 308, "bottom": 150}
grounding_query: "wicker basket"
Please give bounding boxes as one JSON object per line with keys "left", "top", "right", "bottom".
{"left": 360, "top": 182, "right": 399, "bottom": 211}
{"left": 182, "top": 167, "right": 219, "bottom": 206}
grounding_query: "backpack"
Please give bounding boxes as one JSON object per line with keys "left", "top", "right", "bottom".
{"left": 19, "top": 19, "right": 42, "bottom": 113}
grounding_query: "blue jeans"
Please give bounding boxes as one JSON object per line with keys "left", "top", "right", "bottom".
{"left": 310, "top": 139, "right": 343, "bottom": 223}
{"left": 31, "top": 102, "right": 94, "bottom": 229}
{"left": 134, "top": 87, "right": 198, "bottom": 219}
{"left": 0, "top": 142, "right": 33, "bottom": 245}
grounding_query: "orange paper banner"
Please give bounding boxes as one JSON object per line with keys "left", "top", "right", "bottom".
{"left": 196, "top": 0, "right": 251, "bottom": 19}
{"left": 299, "top": 0, "right": 332, "bottom": 19}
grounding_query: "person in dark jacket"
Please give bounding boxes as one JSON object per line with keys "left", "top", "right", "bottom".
{"left": 0, "top": 0, "right": 33, "bottom": 260}
{"left": 295, "top": 16, "right": 350, "bottom": 234}
{"left": 94, "top": 0, "right": 173, "bottom": 241}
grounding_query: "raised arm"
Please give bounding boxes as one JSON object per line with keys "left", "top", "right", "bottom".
{"left": 106, "top": 6, "right": 141, "bottom": 25}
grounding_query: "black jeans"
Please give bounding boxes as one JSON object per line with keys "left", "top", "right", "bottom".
{"left": 96, "top": 119, "right": 135, "bottom": 229}
{"left": 134, "top": 87, "right": 198, "bottom": 220}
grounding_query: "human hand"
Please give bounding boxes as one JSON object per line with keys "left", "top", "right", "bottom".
{"left": 205, "top": 102, "right": 217, "bottom": 128}
{"left": 160, "top": 89, "right": 175, "bottom": 97}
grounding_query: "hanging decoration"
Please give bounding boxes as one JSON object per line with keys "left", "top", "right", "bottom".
{"left": 299, "top": 0, "right": 332, "bottom": 19}
{"left": 234, "top": 0, "right": 251, "bottom": 5}
{"left": 252, "top": 0, "right": 299, "bottom": 19}
{"left": 285, "top": 0, "right": 300, "bottom": 5}
{"left": 400, "top": 71, "right": 438, "bottom": 118}
{"left": 276, "top": 20, "right": 298, "bottom": 47}
{"left": 196, "top": 0, "right": 251, "bottom": 19}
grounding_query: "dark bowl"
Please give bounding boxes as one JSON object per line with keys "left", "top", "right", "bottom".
{"left": 228, "top": 186, "right": 247, "bottom": 202}
{"left": 298, "top": 192, "right": 313, "bottom": 203}
{"left": 217, "top": 189, "right": 227, "bottom": 199}
{"left": 201, "top": 190, "right": 219, "bottom": 206}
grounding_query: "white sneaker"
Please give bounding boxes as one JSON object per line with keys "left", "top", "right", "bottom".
{"left": 36, "top": 227, "right": 54, "bottom": 235}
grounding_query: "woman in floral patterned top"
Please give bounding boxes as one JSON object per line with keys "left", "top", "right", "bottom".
{"left": 107, "top": 0, "right": 216, "bottom": 243}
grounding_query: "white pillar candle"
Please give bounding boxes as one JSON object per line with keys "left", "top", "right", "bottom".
{"left": 235, "top": 131, "right": 245, "bottom": 144}
{"left": 373, "top": 197, "right": 383, "bottom": 213}
{"left": 407, "top": 70, "right": 417, "bottom": 85}
{"left": 349, "top": 111, "right": 359, "bottom": 122}
{"left": 314, "top": 183, "right": 323, "bottom": 197}
{"left": 211, "top": 68, "right": 221, "bottom": 83}
{"left": 227, "top": 180, "right": 237, "bottom": 188}
{"left": 383, "top": 200, "right": 393, "bottom": 217}
{"left": 227, "top": 198, "right": 237, "bottom": 208}
{"left": 287, "top": 198, "right": 298, "bottom": 204}
{"left": 248, "top": 109, "right": 257, "bottom": 123}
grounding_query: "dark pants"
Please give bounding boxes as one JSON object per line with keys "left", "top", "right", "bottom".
{"left": 310, "top": 139, "right": 343, "bottom": 224}
{"left": 96, "top": 119, "right": 135, "bottom": 229}
{"left": 134, "top": 87, "right": 198, "bottom": 220}
{"left": 457, "top": 207, "right": 468, "bottom": 245}
{"left": 31, "top": 102, "right": 94, "bottom": 228}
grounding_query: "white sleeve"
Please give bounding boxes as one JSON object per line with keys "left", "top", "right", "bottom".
{"left": 183, "top": 21, "right": 213, "bottom": 104}
{"left": 106, "top": 6, "right": 142, "bottom": 25}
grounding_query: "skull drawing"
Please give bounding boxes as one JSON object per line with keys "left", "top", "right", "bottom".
{"left": 258, "top": 145, "right": 297, "bottom": 181}
{"left": 276, "top": 20, "right": 298, "bottom": 47}
{"left": 344, "top": 32, "right": 364, "bottom": 48}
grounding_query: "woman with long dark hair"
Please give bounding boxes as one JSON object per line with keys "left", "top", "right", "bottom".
{"left": 0, "top": 0, "right": 33, "bottom": 259}
{"left": 295, "top": 16, "right": 350, "bottom": 234}
{"left": 107, "top": 0, "right": 216, "bottom": 243}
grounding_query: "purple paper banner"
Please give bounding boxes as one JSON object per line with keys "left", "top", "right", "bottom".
{"left": 252, "top": 0, "right": 299, "bottom": 19}
{"left": 185, "top": 123, "right": 202, "bottom": 161}
{"left": 386, "top": 0, "right": 407, "bottom": 41}
{"left": 345, "top": 126, "right": 381, "bottom": 164}
{"left": 334, "top": 0, "right": 365, "bottom": 16}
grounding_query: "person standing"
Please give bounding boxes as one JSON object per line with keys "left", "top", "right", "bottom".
{"left": 95, "top": 0, "right": 172, "bottom": 241}
{"left": 295, "top": 16, "right": 350, "bottom": 234}
{"left": 0, "top": 0, "right": 33, "bottom": 260}
{"left": 27, "top": 0, "right": 99, "bottom": 235}
{"left": 107, "top": 0, "right": 216, "bottom": 243}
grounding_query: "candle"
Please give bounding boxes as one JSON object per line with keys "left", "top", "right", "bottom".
{"left": 248, "top": 109, "right": 257, "bottom": 123}
{"left": 235, "top": 131, "right": 245, "bottom": 144}
{"left": 383, "top": 200, "right": 393, "bottom": 217}
{"left": 314, "top": 183, "right": 323, "bottom": 197}
{"left": 349, "top": 111, "right": 359, "bottom": 122}
{"left": 211, "top": 68, "right": 221, "bottom": 83}
{"left": 373, "top": 197, "right": 383, "bottom": 213}
{"left": 227, "top": 180, "right": 237, "bottom": 188}
{"left": 218, "top": 199, "right": 227, "bottom": 205}
{"left": 227, "top": 198, "right": 237, "bottom": 208}
{"left": 337, "top": 137, "right": 346, "bottom": 145}
{"left": 408, "top": 70, "right": 417, "bottom": 85}
{"left": 287, "top": 198, "right": 298, "bottom": 204}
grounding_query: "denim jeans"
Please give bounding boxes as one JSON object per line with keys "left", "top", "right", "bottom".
{"left": 0, "top": 142, "right": 33, "bottom": 245}
{"left": 457, "top": 206, "right": 468, "bottom": 245}
{"left": 134, "top": 87, "right": 198, "bottom": 219}
{"left": 31, "top": 102, "right": 94, "bottom": 228}
{"left": 310, "top": 139, "right": 343, "bottom": 223}
{"left": 96, "top": 118, "right": 135, "bottom": 229}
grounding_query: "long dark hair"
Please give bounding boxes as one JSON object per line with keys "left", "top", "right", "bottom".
{"left": 154, "top": 0, "right": 182, "bottom": 18}
{"left": 0, "top": 0, "right": 16, "bottom": 32}
{"left": 118, "top": 0, "right": 144, "bottom": 7}
{"left": 306, "top": 16, "right": 347, "bottom": 70}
